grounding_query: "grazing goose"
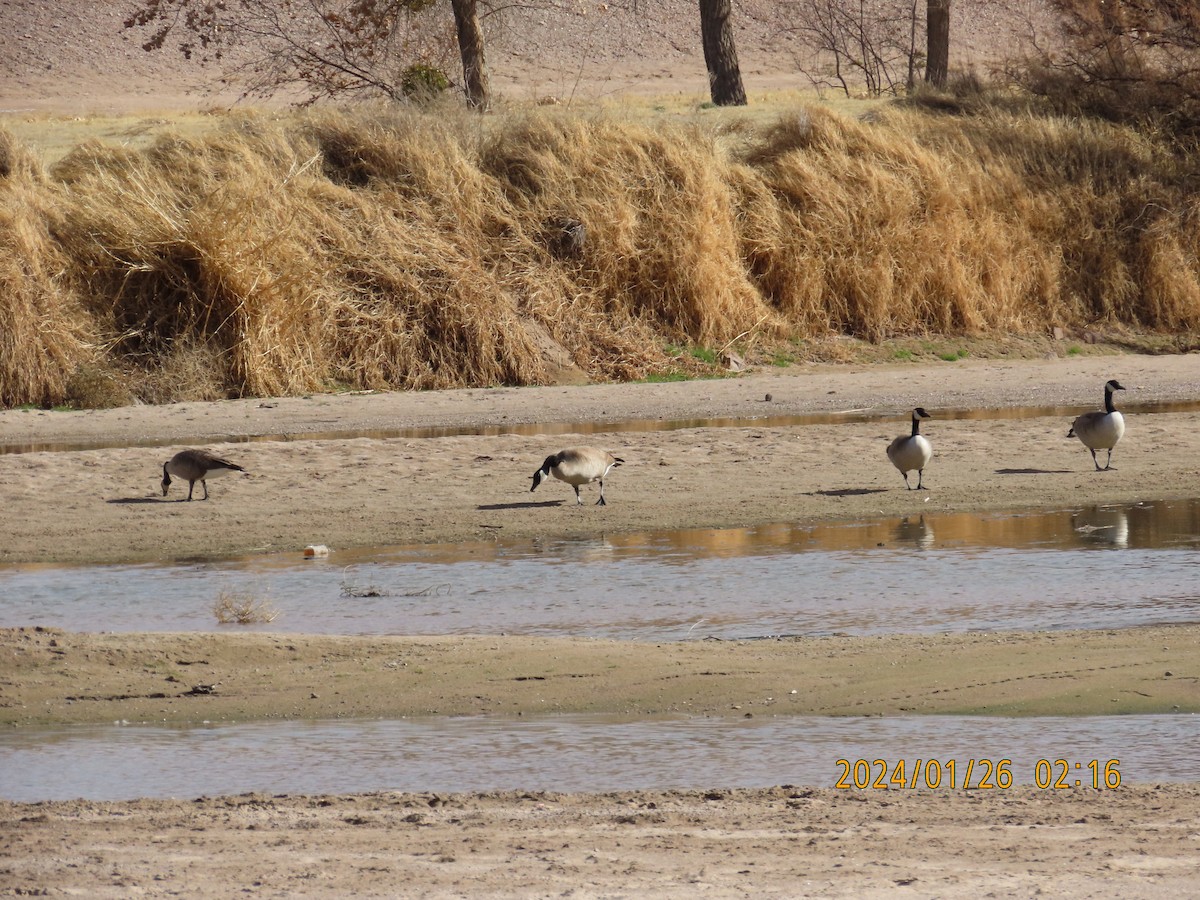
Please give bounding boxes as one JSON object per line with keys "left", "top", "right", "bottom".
{"left": 887, "top": 408, "right": 933, "bottom": 490}
{"left": 161, "top": 449, "right": 246, "bottom": 501}
{"left": 530, "top": 447, "right": 624, "bottom": 506}
{"left": 1068, "top": 379, "right": 1126, "bottom": 471}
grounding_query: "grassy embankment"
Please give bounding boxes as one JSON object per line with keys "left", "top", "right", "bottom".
{"left": 2, "top": 91, "right": 1199, "bottom": 409}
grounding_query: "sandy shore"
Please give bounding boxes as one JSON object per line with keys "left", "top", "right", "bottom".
{"left": 4, "top": 353, "right": 1200, "bottom": 897}
{"left": 2, "top": 354, "right": 1199, "bottom": 566}
{"left": 3, "top": 624, "right": 1197, "bottom": 727}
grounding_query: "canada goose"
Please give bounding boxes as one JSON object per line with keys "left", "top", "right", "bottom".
{"left": 887, "top": 408, "right": 933, "bottom": 490}
{"left": 161, "top": 449, "right": 246, "bottom": 501}
{"left": 1068, "top": 379, "right": 1126, "bottom": 471}
{"left": 530, "top": 447, "right": 624, "bottom": 506}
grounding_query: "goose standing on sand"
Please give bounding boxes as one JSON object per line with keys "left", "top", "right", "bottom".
{"left": 1068, "top": 379, "right": 1126, "bottom": 471}
{"left": 162, "top": 449, "right": 246, "bottom": 501}
{"left": 887, "top": 408, "right": 933, "bottom": 490}
{"left": 530, "top": 447, "right": 624, "bottom": 506}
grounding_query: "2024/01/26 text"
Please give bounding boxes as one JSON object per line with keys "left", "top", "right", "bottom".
{"left": 834, "top": 758, "right": 1122, "bottom": 790}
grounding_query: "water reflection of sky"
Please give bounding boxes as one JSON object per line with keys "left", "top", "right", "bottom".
{"left": 2, "top": 713, "right": 1195, "bottom": 802}
{"left": 5, "top": 399, "right": 1200, "bottom": 455}
{"left": 2, "top": 500, "right": 1198, "bottom": 640}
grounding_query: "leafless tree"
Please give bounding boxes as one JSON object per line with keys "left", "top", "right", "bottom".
{"left": 698, "top": 0, "right": 747, "bottom": 105}
{"left": 1023, "top": 0, "right": 1200, "bottom": 127}
{"left": 779, "top": 0, "right": 922, "bottom": 97}
{"left": 123, "top": 0, "right": 487, "bottom": 106}
{"left": 925, "top": 0, "right": 950, "bottom": 87}
{"left": 450, "top": 0, "right": 491, "bottom": 108}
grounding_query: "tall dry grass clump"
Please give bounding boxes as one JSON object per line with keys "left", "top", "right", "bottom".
{"left": 898, "top": 99, "right": 1200, "bottom": 330}
{"left": 299, "top": 109, "right": 546, "bottom": 389}
{"left": 479, "top": 113, "right": 784, "bottom": 352}
{"left": 51, "top": 123, "right": 334, "bottom": 398}
{"left": 2, "top": 96, "right": 1200, "bottom": 408}
{"left": 0, "top": 130, "right": 96, "bottom": 407}
{"left": 732, "top": 106, "right": 1058, "bottom": 340}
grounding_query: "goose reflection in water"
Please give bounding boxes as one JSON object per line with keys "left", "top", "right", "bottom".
{"left": 1072, "top": 507, "right": 1130, "bottom": 549}
{"left": 894, "top": 515, "right": 935, "bottom": 550}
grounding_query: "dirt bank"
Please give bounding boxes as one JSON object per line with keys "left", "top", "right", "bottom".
{"left": 4, "top": 785, "right": 1199, "bottom": 898}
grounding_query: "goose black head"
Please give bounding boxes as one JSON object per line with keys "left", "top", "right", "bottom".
{"left": 161, "top": 463, "right": 173, "bottom": 497}
{"left": 530, "top": 455, "right": 558, "bottom": 492}
{"left": 913, "top": 407, "right": 931, "bottom": 419}
{"left": 1106, "top": 380, "right": 1126, "bottom": 392}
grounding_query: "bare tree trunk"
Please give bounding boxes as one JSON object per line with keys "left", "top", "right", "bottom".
{"left": 907, "top": 0, "right": 919, "bottom": 90}
{"left": 450, "top": 0, "right": 490, "bottom": 110}
{"left": 925, "top": 0, "right": 950, "bottom": 88}
{"left": 698, "top": 0, "right": 747, "bottom": 106}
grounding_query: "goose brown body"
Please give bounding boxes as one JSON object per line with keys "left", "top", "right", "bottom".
{"left": 162, "top": 449, "right": 246, "bottom": 501}
{"left": 1067, "top": 380, "right": 1126, "bottom": 471}
{"left": 886, "top": 408, "right": 933, "bottom": 490}
{"left": 530, "top": 447, "right": 624, "bottom": 506}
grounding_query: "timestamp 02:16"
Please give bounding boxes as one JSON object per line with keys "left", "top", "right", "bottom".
{"left": 834, "top": 758, "right": 1122, "bottom": 790}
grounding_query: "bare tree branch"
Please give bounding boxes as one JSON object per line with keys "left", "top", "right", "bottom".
{"left": 123, "top": 0, "right": 467, "bottom": 104}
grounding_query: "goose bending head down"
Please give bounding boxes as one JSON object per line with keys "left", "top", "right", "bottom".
{"left": 887, "top": 408, "right": 933, "bottom": 490}
{"left": 530, "top": 447, "right": 624, "bottom": 506}
{"left": 162, "top": 449, "right": 246, "bottom": 501}
{"left": 1068, "top": 379, "right": 1126, "bottom": 471}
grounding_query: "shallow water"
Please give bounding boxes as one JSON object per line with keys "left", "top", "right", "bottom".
{"left": 2, "top": 499, "right": 1198, "bottom": 640}
{"left": 1, "top": 713, "right": 1192, "bottom": 802}
{"left": 4, "top": 399, "right": 1199, "bottom": 455}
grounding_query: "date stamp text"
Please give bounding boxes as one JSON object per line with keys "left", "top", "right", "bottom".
{"left": 834, "top": 758, "right": 1122, "bottom": 790}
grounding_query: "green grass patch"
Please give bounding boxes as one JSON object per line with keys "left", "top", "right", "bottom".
{"left": 939, "top": 348, "right": 969, "bottom": 361}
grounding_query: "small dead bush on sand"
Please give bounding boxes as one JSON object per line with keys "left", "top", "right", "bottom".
{"left": 212, "top": 589, "right": 279, "bottom": 625}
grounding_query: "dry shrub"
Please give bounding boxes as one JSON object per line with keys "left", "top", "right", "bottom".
{"left": 212, "top": 589, "right": 279, "bottom": 625}
{"left": 132, "top": 340, "right": 228, "bottom": 404}
{"left": 64, "top": 361, "right": 133, "bottom": 409}
{"left": 0, "top": 129, "right": 44, "bottom": 183}
{"left": 300, "top": 108, "right": 546, "bottom": 389}
{"left": 732, "top": 105, "right": 1053, "bottom": 340}
{"left": 1024, "top": 0, "right": 1200, "bottom": 131}
{"left": 907, "top": 105, "right": 1200, "bottom": 330}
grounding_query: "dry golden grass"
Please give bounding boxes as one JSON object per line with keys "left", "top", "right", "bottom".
{"left": 0, "top": 129, "right": 97, "bottom": 407}
{"left": 2, "top": 94, "right": 1200, "bottom": 408}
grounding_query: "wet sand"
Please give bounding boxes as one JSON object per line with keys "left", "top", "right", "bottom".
{"left": 3, "top": 624, "right": 1198, "bottom": 727}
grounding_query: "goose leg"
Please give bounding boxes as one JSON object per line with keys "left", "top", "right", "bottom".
{"left": 201, "top": 480, "right": 209, "bottom": 500}
{"left": 573, "top": 485, "right": 583, "bottom": 506}
{"left": 1104, "top": 449, "right": 1115, "bottom": 471}
{"left": 186, "top": 481, "right": 196, "bottom": 501}
{"left": 916, "top": 469, "right": 925, "bottom": 490}
{"left": 901, "top": 472, "right": 911, "bottom": 490}
{"left": 1090, "top": 449, "right": 1102, "bottom": 471}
